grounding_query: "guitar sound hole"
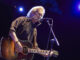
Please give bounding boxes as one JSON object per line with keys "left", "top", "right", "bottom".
{"left": 23, "top": 46, "right": 28, "bottom": 54}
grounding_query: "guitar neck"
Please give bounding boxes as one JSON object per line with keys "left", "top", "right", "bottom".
{"left": 28, "top": 48, "right": 59, "bottom": 57}
{"left": 28, "top": 48, "right": 50, "bottom": 54}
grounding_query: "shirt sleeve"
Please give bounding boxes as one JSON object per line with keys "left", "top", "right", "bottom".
{"left": 10, "top": 16, "right": 26, "bottom": 32}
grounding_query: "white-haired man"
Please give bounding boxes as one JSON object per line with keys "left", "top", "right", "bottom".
{"left": 9, "top": 6, "right": 45, "bottom": 60}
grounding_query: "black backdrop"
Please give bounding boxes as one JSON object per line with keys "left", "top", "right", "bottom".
{"left": 0, "top": 0, "right": 80, "bottom": 60}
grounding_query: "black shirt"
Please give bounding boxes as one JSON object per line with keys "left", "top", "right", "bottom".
{"left": 10, "top": 16, "right": 38, "bottom": 42}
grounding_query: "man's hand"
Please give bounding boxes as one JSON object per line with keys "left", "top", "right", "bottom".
{"left": 33, "top": 42, "right": 38, "bottom": 49}
{"left": 40, "top": 50, "right": 54, "bottom": 57}
{"left": 15, "top": 41, "right": 23, "bottom": 53}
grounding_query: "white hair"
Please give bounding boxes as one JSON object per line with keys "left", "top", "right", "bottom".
{"left": 27, "top": 6, "right": 45, "bottom": 19}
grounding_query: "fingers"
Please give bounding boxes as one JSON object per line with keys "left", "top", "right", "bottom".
{"left": 15, "top": 42, "right": 23, "bottom": 53}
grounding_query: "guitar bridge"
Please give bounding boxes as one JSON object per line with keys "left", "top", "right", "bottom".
{"left": 23, "top": 46, "right": 28, "bottom": 54}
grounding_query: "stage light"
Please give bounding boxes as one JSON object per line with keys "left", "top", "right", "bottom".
{"left": 78, "top": 4, "right": 80, "bottom": 10}
{"left": 19, "top": 7, "right": 24, "bottom": 12}
{"left": 73, "top": 2, "right": 80, "bottom": 14}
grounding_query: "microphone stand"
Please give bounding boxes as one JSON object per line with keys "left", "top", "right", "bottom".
{"left": 46, "top": 19, "right": 60, "bottom": 60}
{"left": 47, "top": 19, "right": 60, "bottom": 46}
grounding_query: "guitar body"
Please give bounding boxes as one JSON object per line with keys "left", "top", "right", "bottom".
{"left": 1, "top": 37, "right": 33, "bottom": 60}
{"left": 1, "top": 37, "right": 15, "bottom": 60}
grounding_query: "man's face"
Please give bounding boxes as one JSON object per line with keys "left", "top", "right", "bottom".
{"left": 30, "top": 11, "right": 43, "bottom": 23}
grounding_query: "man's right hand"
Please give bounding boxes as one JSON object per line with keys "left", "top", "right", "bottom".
{"left": 15, "top": 41, "right": 23, "bottom": 53}
{"left": 9, "top": 32, "right": 23, "bottom": 53}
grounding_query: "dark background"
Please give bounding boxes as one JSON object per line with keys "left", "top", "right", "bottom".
{"left": 0, "top": 0, "right": 80, "bottom": 60}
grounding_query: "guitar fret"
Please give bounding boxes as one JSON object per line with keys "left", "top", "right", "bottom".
{"left": 28, "top": 48, "right": 38, "bottom": 53}
{"left": 28, "top": 49, "right": 50, "bottom": 54}
{"left": 39, "top": 50, "right": 49, "bottom": 54}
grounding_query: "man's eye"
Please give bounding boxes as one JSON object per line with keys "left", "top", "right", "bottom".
{"left": 39, "top": 14, "right": 42, "bottom": 16}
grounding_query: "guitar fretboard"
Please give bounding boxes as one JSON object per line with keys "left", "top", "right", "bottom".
{"left": 28, "top": 48, "right": 53, "bottom": 55}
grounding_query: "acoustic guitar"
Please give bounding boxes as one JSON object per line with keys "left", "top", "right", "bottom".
{"left": 1, "top": 37, "right": 59, "bottom": 60}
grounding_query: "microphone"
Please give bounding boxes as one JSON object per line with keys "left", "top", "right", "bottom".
{"left": 40, "top": 18, "right": 53, "bottom": 26}
{"left": 40, "top": 18, "right": 53, "bottom": 22}
{"left": 28, "top": 17, "right": 53, "bottom": 22}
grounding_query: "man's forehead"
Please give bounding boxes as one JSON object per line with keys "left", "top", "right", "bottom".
{"left": 32, "top": 9, "right": 43, "bottom": 14}
{"left": 37, "top": 9, "right": 43, "bottom": 15}
{"left": 37, "top": 8, "right": 43, "bottom": 12}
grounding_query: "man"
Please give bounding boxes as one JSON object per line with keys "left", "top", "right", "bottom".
{"left": 9, "top": 6, "right": 45, "bottom": 60}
